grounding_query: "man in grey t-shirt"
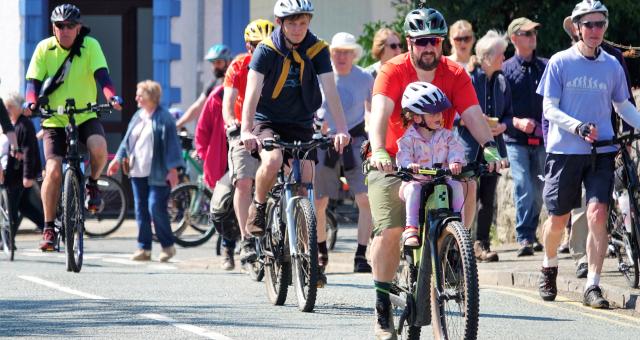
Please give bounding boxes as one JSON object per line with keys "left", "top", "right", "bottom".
{"left": 314, "top": 33, "right": 374, "bottom": 282}
{"left": 536, "top": 0, "right": 640, "bottom": 308}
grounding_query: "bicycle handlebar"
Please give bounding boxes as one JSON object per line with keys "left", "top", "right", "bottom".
{"left": 367, "top": 162, "right": 497, "bottom": 182}
{"left": 35, "top": 101, "right": 113, "bottom": 119}
{"left": 589, "top": 131, "right": 640, "bottom": 168}
{"left": 261, "top": 134, "right": 334, "bottom": 152}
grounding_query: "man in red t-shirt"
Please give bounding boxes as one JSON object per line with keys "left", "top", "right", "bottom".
{"left": 221, "top": 19, "right": 274, "bottom": 268}
{"left": 367, "top": 8, "right": 502, "bottom": 338}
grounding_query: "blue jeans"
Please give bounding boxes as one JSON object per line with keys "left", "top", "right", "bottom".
{"left": 506, "top": 144, "right": 545, "bottom": 243}
{"left": 131, "top": 177, "right": 175, "bottom": 250}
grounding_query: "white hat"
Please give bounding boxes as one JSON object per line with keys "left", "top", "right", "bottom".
{"left": 330, "top": 32, "right": 363, "bottom": 61}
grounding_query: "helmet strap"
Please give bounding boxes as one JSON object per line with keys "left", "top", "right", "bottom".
{"left": 416, "top": 116, "right": 434, "bottom": 131}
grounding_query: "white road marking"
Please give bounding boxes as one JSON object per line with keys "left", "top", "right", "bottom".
{"left": 18, "top": 275, "right": 107, "bottom": 300}
{"left": 102, "top": 258, "right": 145, "bottom": 266}
{"left": 140, "top": 314, "right": 234, "bottom": 340}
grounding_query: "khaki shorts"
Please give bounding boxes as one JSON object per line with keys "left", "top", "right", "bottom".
{"left": 228, "top": 137, "right": 259, "bottom": 183}
{"left": 314, "top": 136, "right": 367, "bottom": 199}
{"left": 367, "top": 169, "right": 404, "bottom": 235}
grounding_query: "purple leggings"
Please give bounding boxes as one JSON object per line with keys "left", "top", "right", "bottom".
{"left": 401, "top": 180, "right": 464, "bottom": 228}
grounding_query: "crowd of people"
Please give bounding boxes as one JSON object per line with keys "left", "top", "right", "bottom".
{"left": 1, "top": 0, "right": 640, "bottom": 339}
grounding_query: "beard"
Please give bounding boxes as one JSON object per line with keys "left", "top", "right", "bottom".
{"left": 214, "top": 68, "right": 226, "bottom": 78}
{"left": 411, "top": 46, "right": 440, "bottom": 71}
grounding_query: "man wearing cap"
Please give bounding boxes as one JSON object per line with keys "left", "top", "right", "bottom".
{"left": 502, "top": 17, "right": 548, "bottom": 258}
{"left": 536, "top": 0, "right": 640, "bottom": 308}
{"left": 314, "top": 32, "right": 374, "bottom": 282}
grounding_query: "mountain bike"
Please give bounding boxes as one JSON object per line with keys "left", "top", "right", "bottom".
{"left": 594, "top": 132, "right": 640, "bottom": 288}
{"left": 379, "top": 162, "right": 489, "bottom": 340}
{"left": 0, "top": 185, "right": 14, "bottom": 261}
{"left": 167, "top": 131, "right": 216, "bottom": 248}
{"left": 37, "top": 98, "right": 113, "bottom": 272}
{"left": 256, "top": 134, "right": 333, "bottom": 312}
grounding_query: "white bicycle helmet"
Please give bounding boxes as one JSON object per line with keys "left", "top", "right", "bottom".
{"left": 571, "top": 0, "right": 608, "bottom": 22}
{"left": 274, "top": 0, "right": 314, "bottom": 18}
{"left": 402, "top": 82, "right": 451, "bottom": 114}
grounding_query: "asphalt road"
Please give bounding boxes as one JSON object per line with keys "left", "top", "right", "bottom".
{"left": 2, "top": 223, "right": 640, "bottom": 339}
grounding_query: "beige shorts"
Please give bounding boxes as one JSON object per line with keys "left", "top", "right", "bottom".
{"left": 367, "top": 169, "right": 405, "bottom": 235}
{"left": 228, "top": 137, "right": 259, "bottom": 183}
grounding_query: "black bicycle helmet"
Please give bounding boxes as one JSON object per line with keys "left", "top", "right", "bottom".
{"left": 51, "top": 4, "right": 81, "bottom": 23}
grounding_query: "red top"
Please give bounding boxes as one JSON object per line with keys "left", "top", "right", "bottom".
{"left": 195, "top": 85, "right": 227, "bottom": 189}
{"left": 373, "top": 53, "right": 479, "bottom": 156}
{"left": 223, "top": 53, "right": 252, "bottom": 121}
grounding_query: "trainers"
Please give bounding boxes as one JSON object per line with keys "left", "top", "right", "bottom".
{"left": 583, "top": 285, "right": 610, "bottom": 309}
{"left": 516, "top": 241, "right": 534, "bottom": 257}
{"left": 474, "top": 241, "right": 499, "bottom": 262}
{"left": 374, "top": 302, "right": 396, "bottom": 340}
{"left": 131, "top": 249, "right": 151, "bottom": 261}
{"left": 533, "top": 239, "right": 544, "bottom": 252}
{"left": 159, "top": 245, "right": 176, "bottom": 262}
{"left": 246, "top": 201, "right": 266, "bottom": 236}
{"left": 222, "top": 247, "right": 235, "bottom": 271}
{"left": 539, "top": 266, "right": 558, "bottom": 301}
{"left": 39, "top": 228, "right": 56, "bottom": 251}
{"left": 240, "top": 238, "right": 257, "bottom": 263}
{"left": 576, "top": 262, "right": 588, "bottom": 279}
{"left": 85, "top": 178, "right": 104, "bottom": 213}
{"left": 354, "top": 255, "right": 372, "bottom": 273}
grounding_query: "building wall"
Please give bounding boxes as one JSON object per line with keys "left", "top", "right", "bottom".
{"left": 0, "top": 1, "right": 24, "bottom": 95}
{"left": 250, "top": 0, "right": 396, "bottom": 42}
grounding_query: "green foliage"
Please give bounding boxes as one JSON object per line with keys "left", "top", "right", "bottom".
{"left": 356, "top": 0, "right": 640, "bottom": 84}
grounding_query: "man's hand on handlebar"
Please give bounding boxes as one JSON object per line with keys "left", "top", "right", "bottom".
{"left": 575, "top": 122, "right": 598, "bottom": 143}
{"left": 482, "top": 141, "right": 502, "bottom": 173}
{"left": 333, "top": 130, "right": 351, "bottom": 154}
{"left": 241, "top": 130, "right": 261, "bottom": 153}
{"left": 110, "top": 96, "right": 123, "bottom": 111}
{"left": 371, "top": 148, "right": 393, "bottom": 173}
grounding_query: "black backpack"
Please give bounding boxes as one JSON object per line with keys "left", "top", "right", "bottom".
{"left": 209, "top": 171, "right": 240, "bottom": 241}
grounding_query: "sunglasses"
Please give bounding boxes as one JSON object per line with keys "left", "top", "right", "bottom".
{"left": 387, "top": 43, "right": 401, "bottom": 50}
{"left": 515, "top": 30, "right": 537, "bottom": 37}
{"left": 581, "top": 20, "right": 607, "bottom": 29}
{"left": 412, "top": 37, "right": 443, "bottom": 47}
{"left": 453, "top": 36, "right": 473, "bottom": 43}
{"left": 54, "top": 22, "right": 78, "bottom": 30}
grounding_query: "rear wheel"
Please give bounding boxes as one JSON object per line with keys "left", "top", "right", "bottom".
{"left": 63, "top": 170, "right": 83, "bottom": 273}
{"left": 613, "top": 191, "right": 640, "bottom": 288}
{"left": 84, "top": 176, "right": 127, "bottom": 237}
{"left": 167, "top": 184, "right": 215, "bottom": 247}
{"left": 431, "top": 221, "right": 478, "bottom": 340}
{"left": 394, "top": 257, "right": 421, "bottom": 340}
{"left": 264, "top": 199, "right": 290, "bottom": 305}
{"left": 0, "top": 188, "right": 15, "bottom": 261}
{"left": 291, "top": 198, "right": 319, "bottom": 312}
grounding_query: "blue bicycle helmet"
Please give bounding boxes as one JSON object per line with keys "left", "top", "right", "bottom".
{"left": 402, "top": 82, "right": 451, "bottom": 114}
{"left": 204, "top": 44, "right": 232, "bottom": 62}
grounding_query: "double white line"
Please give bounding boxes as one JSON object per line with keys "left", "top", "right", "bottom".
{"left": 18, "top": 275, "right": 233, "bottom": 340}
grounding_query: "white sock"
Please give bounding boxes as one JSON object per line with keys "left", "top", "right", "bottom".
{"left": 542, "top": 256, "right": 558, "bottom": 268}
{"left": 585, "top": 272, "right": 600, "bottom": 289}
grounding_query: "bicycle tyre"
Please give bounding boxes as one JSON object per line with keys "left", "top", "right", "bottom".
{"left": 0, "top": 188, "right": 15, "bottom": 261}
{"left": 291, "top": 197, "right": 319, "bottom": 312}
{"left": 168, "top": 183, "right": 215, "bottom": 247}
{"left": 326, "top": 208, "right": 338, "bottom": 251}
{"left": 84, "top": 175, "right": 127, "bottom": 237}
{"left": 622, "top": 191, "right": 640, "bottom": 288}
{"left": 393, "top": 258, "right": 421, "bottom": 340}
{"left": 431, "top": 220, "right": 479, "bottom": 340}
{"left": 264, "top": 199, "right": 290, "bottom": 305}
{"left": 63, "top": 170, "right": 83, "bottom": 273}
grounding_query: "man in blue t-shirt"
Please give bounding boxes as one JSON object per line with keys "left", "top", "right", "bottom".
{"left": 536, "top": 0, "right": 640, "bottom": 309}
{"left": 240, "top": 0, "right": 350, "bottom": 237}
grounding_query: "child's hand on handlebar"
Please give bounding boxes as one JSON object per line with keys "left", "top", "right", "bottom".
{"left": 407, "top": 163, "right": 420, "bottom": 173}
{"left": 449, "top": 162, "right": 462, "bottom": 175}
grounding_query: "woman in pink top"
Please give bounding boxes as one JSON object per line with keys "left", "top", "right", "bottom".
{"left": 396, "top": 82, "right": 466, "bottom": 247}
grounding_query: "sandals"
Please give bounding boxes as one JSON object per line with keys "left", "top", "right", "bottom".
{"left": 402, "top": 226, "right": 420, "bottom": 248}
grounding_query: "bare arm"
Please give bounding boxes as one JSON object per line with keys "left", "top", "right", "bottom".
{"left": 177, "top": 93, "right": 206, "bottom": 129}
{"left": 240, "top": 69, "right": 265, "bottom": 151}
{"left": 459, "top": 104, "right": 495, "bottom": 146}
{"left": 364, "top": 99, "right": 371, "bottom": 132}
{"left": 368, "top": 94, "right": 395, "bottom": 172}
{"left": 318, "top": 72, "right": 351, "bottom": 152}
{"left": 222, "top": 86, "right": 239, "bottom": 127}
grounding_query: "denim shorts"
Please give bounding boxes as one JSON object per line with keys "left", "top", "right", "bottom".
{"left": 543, "top": 152, "right": 615, "bottom": 216}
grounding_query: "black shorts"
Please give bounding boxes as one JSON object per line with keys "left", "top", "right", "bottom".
{"left": 543, "top": 152, "right": 615, "bottom": 216}
{"left": 42, "top": 118, "right": 105, "bottom": 160}
{"left": 253, "top": 121, "right": 317, "bottom": 163}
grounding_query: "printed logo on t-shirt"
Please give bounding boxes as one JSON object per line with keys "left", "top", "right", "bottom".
{"left": 565, "top": 76, "right": 607, "bottom": 91}
{"left": 283, "top": 64, "right": 301, "bottom": 88}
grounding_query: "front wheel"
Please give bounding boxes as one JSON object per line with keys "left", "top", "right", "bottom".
{"left": 431, "top": 221, "right": 479, "bottom": 340}
{"left": 168, "top": 184, "right": 215, "bottom": 247}
{"left": 63, "top": 170, "right": 84, "bottom": 273}
{"left": 291, "top": 198, "right": 319, "bottom": 312}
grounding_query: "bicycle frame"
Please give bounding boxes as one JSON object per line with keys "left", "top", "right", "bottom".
{"left": 283, "top": 156, "right": 314, "bottom": 260}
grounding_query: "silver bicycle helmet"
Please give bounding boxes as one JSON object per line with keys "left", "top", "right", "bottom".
{"left": 571, "top": 0, "right": 608, "bottom": 22}
{"left": 51, "top": 3, "right": 81, "bottom": 23}
{"left": 402, "top": 82, "right": 451, "bottom": 114}
{"left": 404, "top": 8, "right": 448, "bottom": 38}
{"left": 274, "top": 0, "right": 314, "bottom": 18}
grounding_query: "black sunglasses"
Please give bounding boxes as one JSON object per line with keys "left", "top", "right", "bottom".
{"left": 412, "top": 37, "right": 443, "bottom": 47}
{"left": 581, "top": 20, "right": 607, "bottom": 29}
{"left": 387, "top": 43, "right": 401, "bottom": 50}
{"left": 515, "top": 30, "right": 537, "bottom": 37}
{"left": 54, "top": 22, "right": 78, "bottom": 30}
{"left": 453, "top": 36, "right": 473, "bottom": 43}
